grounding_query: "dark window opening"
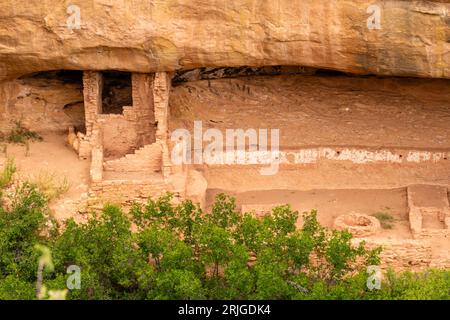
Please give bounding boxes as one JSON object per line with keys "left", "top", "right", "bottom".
{"left": 101, "top": 71, "right": 133, "bottom": 114}
{"left": 172, "top": 66, "right": 317, "bottom": 86}
{"left": 19, "top": 70, "right": 84, "bottom": 85}
{"left": 171, "top": 66, "right": 377, "bottom": 86}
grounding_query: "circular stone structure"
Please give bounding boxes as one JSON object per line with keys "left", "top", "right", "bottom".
{"left": 334, "top": 213, "right": 381, "bottom": 237}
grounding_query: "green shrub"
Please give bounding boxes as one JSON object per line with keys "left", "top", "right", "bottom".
{"left": 3, "top": 121, "right": 42, "bottom": 145}
{"left": 376, "top": 269, "right": 450, "bottom": 300}
{"left": 371, "top": 212, "right": 395, "bottom": 229}
{"left": 0, "top": 182, "right": 50, "bottom": 299}
{"left": 0, "top": 158, "right": 16, "bottom": 189}
{"left": 0, "top": 189, "right": 448, "bottom": 300}
{"left": 0, "top": 275, "right": 35, "bottom": 300}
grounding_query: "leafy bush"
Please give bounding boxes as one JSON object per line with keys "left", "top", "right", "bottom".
{"left": 0, "top": 182, "right": 51, "bottom": 292}
{"left": 0, "top": 275, "right": 35, "bottom": 300}
{"left": 0, "top": 158, "right": 16, "bottom": 189}
{"left": 371, "top": 212, "right": 395, "bottom": 229}
{"left": 377, "top": 269, "right": 450, "bottom": 300}
{"left": 49, "top": 193, "right": 381, "bottom": 300}
{"left": 0, "top": 188, "right": 448, "bottom": 300}
{"left": 2, "top": 121, "right": 42, "bottom": 144}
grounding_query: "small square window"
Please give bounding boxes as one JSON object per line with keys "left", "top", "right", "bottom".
{"left": 101, "top": 71, "right": 132, "bottom": 114}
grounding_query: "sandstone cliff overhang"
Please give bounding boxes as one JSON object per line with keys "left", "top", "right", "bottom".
{"left": 0, "top": 0, "right": 449, "bottom": 81}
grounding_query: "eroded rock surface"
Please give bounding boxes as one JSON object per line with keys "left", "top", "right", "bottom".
{"left": 0, "top": 0, "right": 449, "bottom": 81}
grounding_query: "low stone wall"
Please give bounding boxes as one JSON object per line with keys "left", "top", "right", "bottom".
{"left": 90, "top": 146, "right": 103, "bottom": 183}
{"left": 417, "top": 228, "right": 450, "bottom": 240}
{"left": 193, "top": 148, "right": 450, "bottom": 166}
{"left": 241, "top": 204, "right": 283, "bottom": 218}
{"left": 377, "top": 241, "right": 434, "bottom": 271}
{"left": 89, "top": 179, "right": 171, "bottom": 206}
{"left": 103, "top": 143, "right": 162, "bottom": 173}
{"left": 354, "top": 238, "right": 446, "bottom": 271}
{"left": 407, "top": 185, "right": 450, "bottom": 239}
{"left": 98, "top": 114, "right": 141, "bottom": 158}
{"left": 334, "top": 213, "right": 381, "bottom": 238}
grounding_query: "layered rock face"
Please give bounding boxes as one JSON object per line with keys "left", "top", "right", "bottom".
{"left": 0, "top": 72, "right": 84, "bottom": 132}
{"left": 0, "top": 0, "right": 449, "bottom": 81}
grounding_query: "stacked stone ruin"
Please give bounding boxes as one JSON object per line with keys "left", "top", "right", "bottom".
{"left": 74, "top": 71, "right": 194, "bottom": 207}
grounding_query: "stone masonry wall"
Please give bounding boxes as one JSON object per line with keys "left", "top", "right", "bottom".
{"left": 83, "top": 71, "right": 103, "bottom": 138}
{"left": 78, "top": 71, "right": 103, "bottom": 159}
{"left": 89, "top": 179, "right": 170, "bottom": 207}
{"left": 153, "top": 72, "right": 173, "bottom": 178}
{"left": 407, "top": 185, "right": 450, "bottom": 240}
{"left": 79, "top": 71, "right": 158, "bottom": 160}
{"left": 103, "top": 143, "right": 162, "bottom": 173}
{"left": 97, "top": 74, "right": 157, "bottom": 160}
{"left": 85, "top": 71, "right": 184, "bottom": 206}
{"left": 132, "top": 73, "right": 157, "bottom": 146}
{"left": 354, "top": 238, "right": 450, "bottom": 271}
{"left": 98, "top": 113, "right": 140, "bottom": 159}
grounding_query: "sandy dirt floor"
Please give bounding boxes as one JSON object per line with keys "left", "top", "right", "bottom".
{"left": 0, "top": 133, "right": 90, "bottom": 222}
